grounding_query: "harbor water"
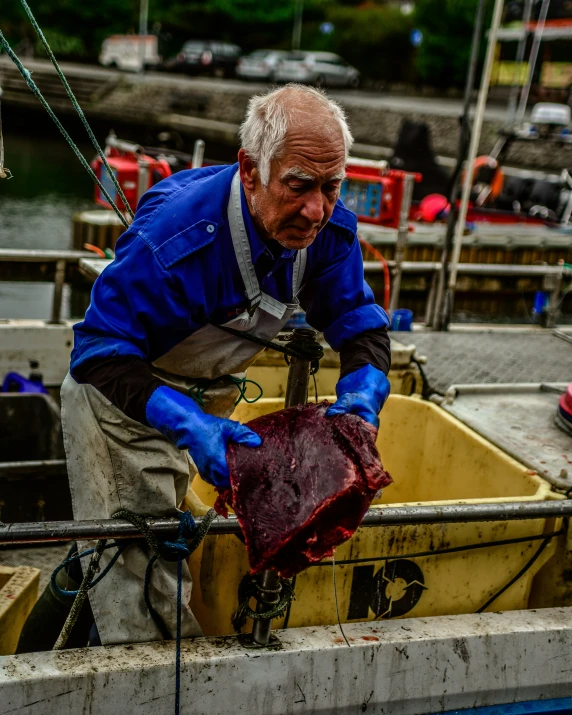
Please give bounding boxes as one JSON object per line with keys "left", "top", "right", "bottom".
{"left": 0, "top": 130, "right": 92, "bottom": 319}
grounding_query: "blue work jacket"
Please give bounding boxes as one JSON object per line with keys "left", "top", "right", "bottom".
{"left": 71, "top": 164, "right": 389, "bottom": 371}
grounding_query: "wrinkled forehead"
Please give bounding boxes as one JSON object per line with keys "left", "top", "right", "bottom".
{"left": 280, "top": 165, "right": 346, "bottom": 183}
{"left": 272, "top": 116, "right": 347, "bottom": 182}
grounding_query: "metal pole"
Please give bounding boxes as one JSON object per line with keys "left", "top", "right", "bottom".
{"left": 137, "top": 158, "right": 151, "bottom": 202}
{"left": 48, "top": 258, "right": 66, "bottom": 324}
{"left": 4, "top": 500, "right": 572, "bottom": 546}
{"left": 191, "top": 139, "right": 205, "bottom": 169}
{"left": 443, "top": 0, "right": 506, "bottom": 327}
{"left": 139, "top": 0, "right": 149, "bottom": 73}
{"left": 251, "top": 327, "right": 316, "bottom": 646}
{"left": 139, "top": 0, "right": 149, "bottom": 36}
{"left": 506, "top": 0, "right": 534, "bottom": 124}
{"left": 292, "top": 0, "right": 304, "bottom": 51}
{"left": 546, "top": 265, "right": 564, "bottom": 328}
{"left": 424, "top": 269, "right": 439, "bottom": 327}
{"left": 516, "top": 0, "right": 551, "bottom": 123}
{"left": 432, "top": 0, "right": 488, "bottom": 330}
{"left": 388, "top": 174, "right": 415, "bottom": 315}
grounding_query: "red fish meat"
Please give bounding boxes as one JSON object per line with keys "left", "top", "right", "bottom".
{"left": 219, "top": 401, "right": 392, "bottom": 577}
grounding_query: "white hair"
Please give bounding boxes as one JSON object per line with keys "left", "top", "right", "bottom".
{"left": 239, "top": 83, "right": 354, "bottom": 186}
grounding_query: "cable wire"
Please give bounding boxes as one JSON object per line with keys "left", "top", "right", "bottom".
{"left": 18, "top": 0, "right": 134, "bottom": 221}
{"left": 332, "top": 554, "right": 351, "bottom": 647}
{"left": 0, "top": 32, "right": 129, "bottom": 227}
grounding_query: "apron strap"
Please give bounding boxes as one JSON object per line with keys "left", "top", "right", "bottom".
{"left": 228, "top": 171, "right": 262, "bottom": 310}
{"left": 228, "top": 169, "right": 307, "bottom": 314}
{"left": 292, "top": 248, "right": 307, "bottom": 302}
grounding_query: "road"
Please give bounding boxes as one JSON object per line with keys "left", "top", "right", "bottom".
{"left": 0, "top": 56, "right": 513, "bottom": 122}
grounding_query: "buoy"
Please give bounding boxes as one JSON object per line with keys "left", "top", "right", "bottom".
{"left": 556, "top": 383, "right": 572, "bottom": 436}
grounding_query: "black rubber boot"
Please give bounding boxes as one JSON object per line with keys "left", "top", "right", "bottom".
{"left": 16, "top": 543, "right": 96, "bottom": 653}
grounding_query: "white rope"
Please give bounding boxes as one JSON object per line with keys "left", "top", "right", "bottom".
{"left": 332, "top": 554, "right": 351, "bottom": 647}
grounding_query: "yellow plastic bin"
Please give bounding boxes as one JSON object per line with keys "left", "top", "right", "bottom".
{"left": 188, "top": 395, "right": 559, "bottom": 636}
{"left": 246, "top": 341, "right": 423, "bottom": 399}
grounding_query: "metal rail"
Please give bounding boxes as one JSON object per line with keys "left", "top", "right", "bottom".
{"left": 2, "top": 247, "right": 569, "bottom": 326}
{"left": 0, "top": 248, "right": 94, "bottom": 324}
{"left": 364, "top": 261, "right": 572, "bottom": 276}
{"left": 364, "top": 260, "right": 572, "bottom": 328}
{"left": 0, "top": 248, "right": 93, "bottom": 262}
{"left": 2, "top": 500, "right": 570, "bottom": 546}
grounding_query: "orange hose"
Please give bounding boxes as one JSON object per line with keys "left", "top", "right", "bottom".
{"left": 84, "top": 243, "right": 107, "bottom": 258}
{"left": 359, "top": 236, "right": 390, "bottom": 311}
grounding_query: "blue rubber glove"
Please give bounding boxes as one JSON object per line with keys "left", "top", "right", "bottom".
{"left": 325, "top": 364, "right": 390, "bottom": 429}
{"left": 146, "top": 386, "right": 262, "bottom": 489}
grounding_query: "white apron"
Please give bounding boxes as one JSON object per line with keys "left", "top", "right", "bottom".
{"left": 60, "top": 171, "right": 306, "bottom": 644}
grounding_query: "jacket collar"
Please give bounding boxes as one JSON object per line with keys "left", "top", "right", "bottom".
{"left": 235, "top": 168, "right": 358, "bottom": 261}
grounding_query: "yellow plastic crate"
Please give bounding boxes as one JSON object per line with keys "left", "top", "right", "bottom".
{"left": 0, "top": 565, "right": 39, "bottom": 655}
{"left": 188, "top": 395, "right": 558, "bottom": 636}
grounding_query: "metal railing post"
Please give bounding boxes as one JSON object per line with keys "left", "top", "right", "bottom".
{"left": 424, "top": 269, "right": 439, "bottom": 327}
{"left": 250, "top": 327, "right": 316, "bottom": 646}
{"left": 388, "top": 174, "right": 415, "bottom": 316}
{"left": 48, "top": 258, "right": 66, "bottom": 324}
{"left": 546, "top": 267, "right": 564, "bottom": 329}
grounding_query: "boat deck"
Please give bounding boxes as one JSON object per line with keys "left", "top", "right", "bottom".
{"left": 395, "top": 328, "right": 572, "bottom": 394}
{"left": 0, "top": 543, "right": 70, "bottom": 593}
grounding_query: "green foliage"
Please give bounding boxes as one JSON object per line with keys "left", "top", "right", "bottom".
{"left": 34, "top": 28, "right": 86, "bottom": 57}
{"left": 322, "top": 4, "right": 415, "bottom": 82}
{"left": 414, "top": 0, "right": 493, "bottom": 88}
{"left": 208, "top": 0, "right": 294, "bottom": 23}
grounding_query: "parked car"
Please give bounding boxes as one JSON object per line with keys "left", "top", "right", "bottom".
{"left": 274, "top": 52, "right": 360, "bottom": 88}
{"left": 236, "top": 50, "right": 287, "bottom": 82}
{"left": 162, "top": 40, "right": 241, "bottom": 78}
{"left": 99, "top": 35, "right": 161, "bottom": 73}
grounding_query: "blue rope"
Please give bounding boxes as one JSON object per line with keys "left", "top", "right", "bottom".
{"left": 140, "top": 511, "right": 197, "bottom": 715}
{"left": 176, "top": 555, "right": 183, "bottom": 714}
{"left": 51, "top": 541, "right": 129, "bottom": 597}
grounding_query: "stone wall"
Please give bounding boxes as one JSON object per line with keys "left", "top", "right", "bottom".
{"left": 97, "top": 77, "right": 570, "bottom": 172}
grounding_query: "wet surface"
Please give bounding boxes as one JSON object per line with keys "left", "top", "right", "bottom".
{"left": 396, "top": 330, "right": 572, "bottom": 395}
{"left": 0, "top": 543, "right": 71, "bottom": 592}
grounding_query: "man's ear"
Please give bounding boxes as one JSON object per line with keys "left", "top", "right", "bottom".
{"left": 238, "top": 148, "right": 258, "bottom": 190}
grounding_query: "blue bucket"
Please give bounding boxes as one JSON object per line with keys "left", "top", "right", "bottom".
{"left": 391, "top": 308, "right": 413, "bottom": 331}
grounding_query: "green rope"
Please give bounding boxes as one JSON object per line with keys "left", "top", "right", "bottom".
{"left": 17, "top": 0, "right": 134, "bottom": 221}
{"left": 0, "top": 33, "right": 129, "bottom": 228}
{"left": 189, "top": 375, "right": 264, "bottom": 408}
{"left": 232, "top": 573, "right": 296, "bottom": 633}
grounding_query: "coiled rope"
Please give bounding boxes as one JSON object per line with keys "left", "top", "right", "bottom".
{"left": 232, "top": 572, "right": 295, "bottom": 633}
{"left": 188, "top": 374, "right": 263, "bottom": 408}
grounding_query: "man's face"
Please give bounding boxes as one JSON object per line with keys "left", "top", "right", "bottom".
{"left": 239, "top": 119, "right": 346, "bottom": 250}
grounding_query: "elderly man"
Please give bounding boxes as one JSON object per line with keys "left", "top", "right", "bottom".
{"left": 60, "top": 84, "right": 391, "bottom": 645}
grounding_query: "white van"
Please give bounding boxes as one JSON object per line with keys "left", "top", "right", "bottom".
{"left": 99, "top": 35, "right": 161, "bottom": 72}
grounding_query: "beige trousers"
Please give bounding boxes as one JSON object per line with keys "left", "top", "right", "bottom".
{"left": 60, "top": 373, "right": 203, "bottom": 645}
